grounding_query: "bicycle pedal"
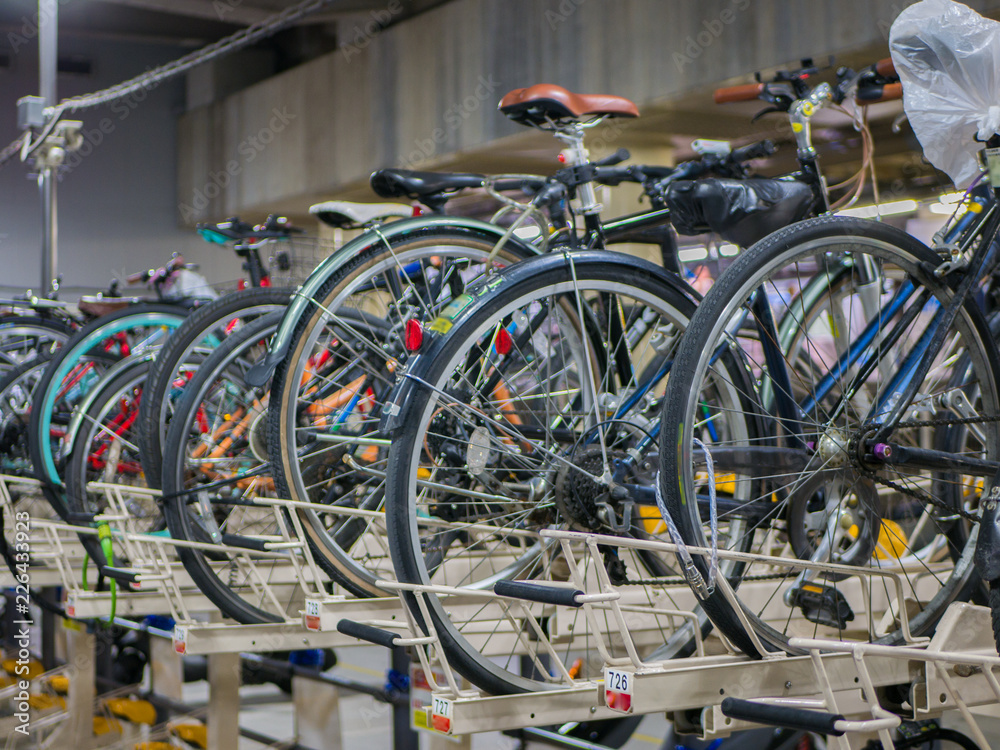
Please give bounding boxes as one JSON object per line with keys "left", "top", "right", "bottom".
{"left": 788, "top": 582, "right": 854, "bottom": 629}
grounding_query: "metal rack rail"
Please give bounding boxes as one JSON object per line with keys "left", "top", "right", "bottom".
{"left": 5, "top": 479, "right": 1000, "bottom": 749}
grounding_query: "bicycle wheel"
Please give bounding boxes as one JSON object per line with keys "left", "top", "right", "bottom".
{"left": 161, "top": 312, "right": 309, "bottom": 623}
{"left": 660, "top": 216, "right": 1000, "bottom": 657}
{"left": 0, "top": 315, "right": 72, "bottom": 374}
{"left": 0, "top": 354, "right": 54, "bottom": 476}
{"left": 384, "top": 251, "right": 717, "bottom": 694}
{"left": 268, "top": 226, "right": 533, "bottom": 597}
{"left": 28, "top": 304, "right": 188, "bottom": 519}
{"left": 63, "top": 357, "right": 161, "bottom": 555}
{"left": 137, "top": 287, "right": 292, "bottom": 490}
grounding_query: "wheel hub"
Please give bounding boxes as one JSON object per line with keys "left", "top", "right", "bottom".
{"left": 817, "top": 427, "right": 848, "bottom": 467}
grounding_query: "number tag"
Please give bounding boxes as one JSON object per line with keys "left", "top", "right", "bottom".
{"left": 604, "top": 668, "right": 633, "bottom": 713}
{"left": 304, "top": 600, "right": 321, "bottom": 630}
{"left": 430, "top": 696, "right": 453, "bottom": 734}
{"left": 173, "top": 626, "right": 187, "bottom": 655}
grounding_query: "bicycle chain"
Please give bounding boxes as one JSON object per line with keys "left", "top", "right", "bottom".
{"left": 849, "top": 413, "right": 1000, "bottom": 524}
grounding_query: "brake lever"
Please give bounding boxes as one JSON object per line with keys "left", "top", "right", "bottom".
{"left": 751, "top": 106, "right": 785, "bottom": 123}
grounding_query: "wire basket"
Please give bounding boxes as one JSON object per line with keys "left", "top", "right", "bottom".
{"left": 266, "top": 235, "right": 339, "bottom": 288}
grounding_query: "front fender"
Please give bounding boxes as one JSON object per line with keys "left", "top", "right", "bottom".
{"left": 243, "top": 215, "right": 539, "bottom": 387}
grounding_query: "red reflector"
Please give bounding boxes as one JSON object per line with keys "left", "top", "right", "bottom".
{"left": 260, "top": 276, "right": 271, "bottom": 287}
{"left": 404, "top": 319, "right": 424, "bottom": 351}
{"left": 495, "top": 327, "right": 512, "bottom": 355}
{"left": 411, "top": 204, "right": 424, "bottom": 217}
{"left": 557, "top": 152, "right": 567, "bottom": 163}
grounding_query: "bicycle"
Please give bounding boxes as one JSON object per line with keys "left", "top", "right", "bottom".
{"left": 656, "top": 68, "right": 1000, "bottom": 659}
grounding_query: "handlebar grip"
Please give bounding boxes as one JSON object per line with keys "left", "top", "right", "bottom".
{"left": 720, "top": 698, "right": 845, "bottom": 736}
{"left": 492, "top": 177, "right": 547, "bottom": 193}
{"left": 126, "top": 270, "right": 150, "bottom": 285}
{"left": 594, "top": 148, "right": 630, "bottom": 167}
{"left": 493, "top": 580, "right": 583, "bottom": 607}
{"left": 856, "top": 82, "right": 903, "bottom": 104}
{"left": 220, "top": 533, "right": 269, "bottom": 552}
{"left": 714, "top": 83, "right": 764, "bottom": 104}
{"left": 729, "top": 140, "right": 776, "bottom": 163}
{"left": 336, "top": 619, "right": 399, "bottom": 649}
{"left": 531, "top": 181, "right": 568, "bottom": 208}
{"left": 102, "top": 566, "right": 141, "bottom": 585}
{"left": 875, "top": 57, "right": 897, "bottom": 78}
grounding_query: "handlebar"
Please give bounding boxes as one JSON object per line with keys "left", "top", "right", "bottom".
{"left": 197, "top": 214, "right": 301, "bottom": 245}
{"left": 491, "top": 176, "right": 548, "bottom": 193}
{"left": 713, "top": 83, "right": 765, "bottom": 104}
{"left": 662, "top": 138, "right": 776, "bottom": 184}
{"left": 125, "top": 255, "right": 189, "bottom": 287}
{"left": 856, "top": 81, "right": 902, "bottom": 104}
{"left": 729, "top": 139, "right": 777, "bottom": 163}
{"left": 854, "top": 56, "right": 902, "bottom": 105}
{"left": 593, "top": 148, "right": 630, "bottom": 167}
{"left": 875, "top": 57, "right": 896, "bottom": 78}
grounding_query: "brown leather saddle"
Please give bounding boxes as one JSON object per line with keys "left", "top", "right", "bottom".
{"left": 499, "top": 84, "right": 639, "bottom": 126}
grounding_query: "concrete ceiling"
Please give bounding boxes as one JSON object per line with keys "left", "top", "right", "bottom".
{"left": 0, "top": 0, "right": 450, "bottom": 47}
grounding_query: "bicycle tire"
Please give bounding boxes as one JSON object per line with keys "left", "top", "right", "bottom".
{"left": 161, "top": 312, "right": 298, "bottom": 623}
{"left": 268, "top": 226, "right": 534, "bottom": 597}
{"left": 385, "top": 251, "right": 709, "bottom": 694}
{"left": 137, "top": 287, "right": 292, "bottom": 489}
{"left": 27, "top": 303, "right": 188, "bottom": 519}
{"left": 660, "top": 215, "right": 1000, "bottom": 657}
{"left": 63, "top": 357, "right": 159, "bottom": 566}
{"left": 0, "top": 353, "right": 55, "bottom": 477}
{"left": 0, "top": 315, "right": 72, "bottom": 373}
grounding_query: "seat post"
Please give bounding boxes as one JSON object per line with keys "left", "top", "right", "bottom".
{"left": 555, "top": 125, "right": 602, "bottom": 216}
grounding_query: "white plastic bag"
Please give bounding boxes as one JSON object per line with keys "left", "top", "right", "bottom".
{"left": 890, "top": 0, "right": 1000, "bottom": 187}
{"left": 161, "top": 268, "right": 218, "bottom": 301}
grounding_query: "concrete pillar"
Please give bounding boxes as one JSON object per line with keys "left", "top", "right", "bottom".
{"left": 65, "top": 624, "right": 95, "bottom": 748}
{"left": 207, "top": 652, "right": 241, "bottom": 750}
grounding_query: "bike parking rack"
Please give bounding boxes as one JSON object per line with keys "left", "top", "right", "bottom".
{"left": 7, "top": 477, "right": 1000, "bottom": 749}
{"left": 0, "top": 479, "right": 429, "bottom": 750}
{"left": 346, "top": 529, "right": 1000, "bottom": 750}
